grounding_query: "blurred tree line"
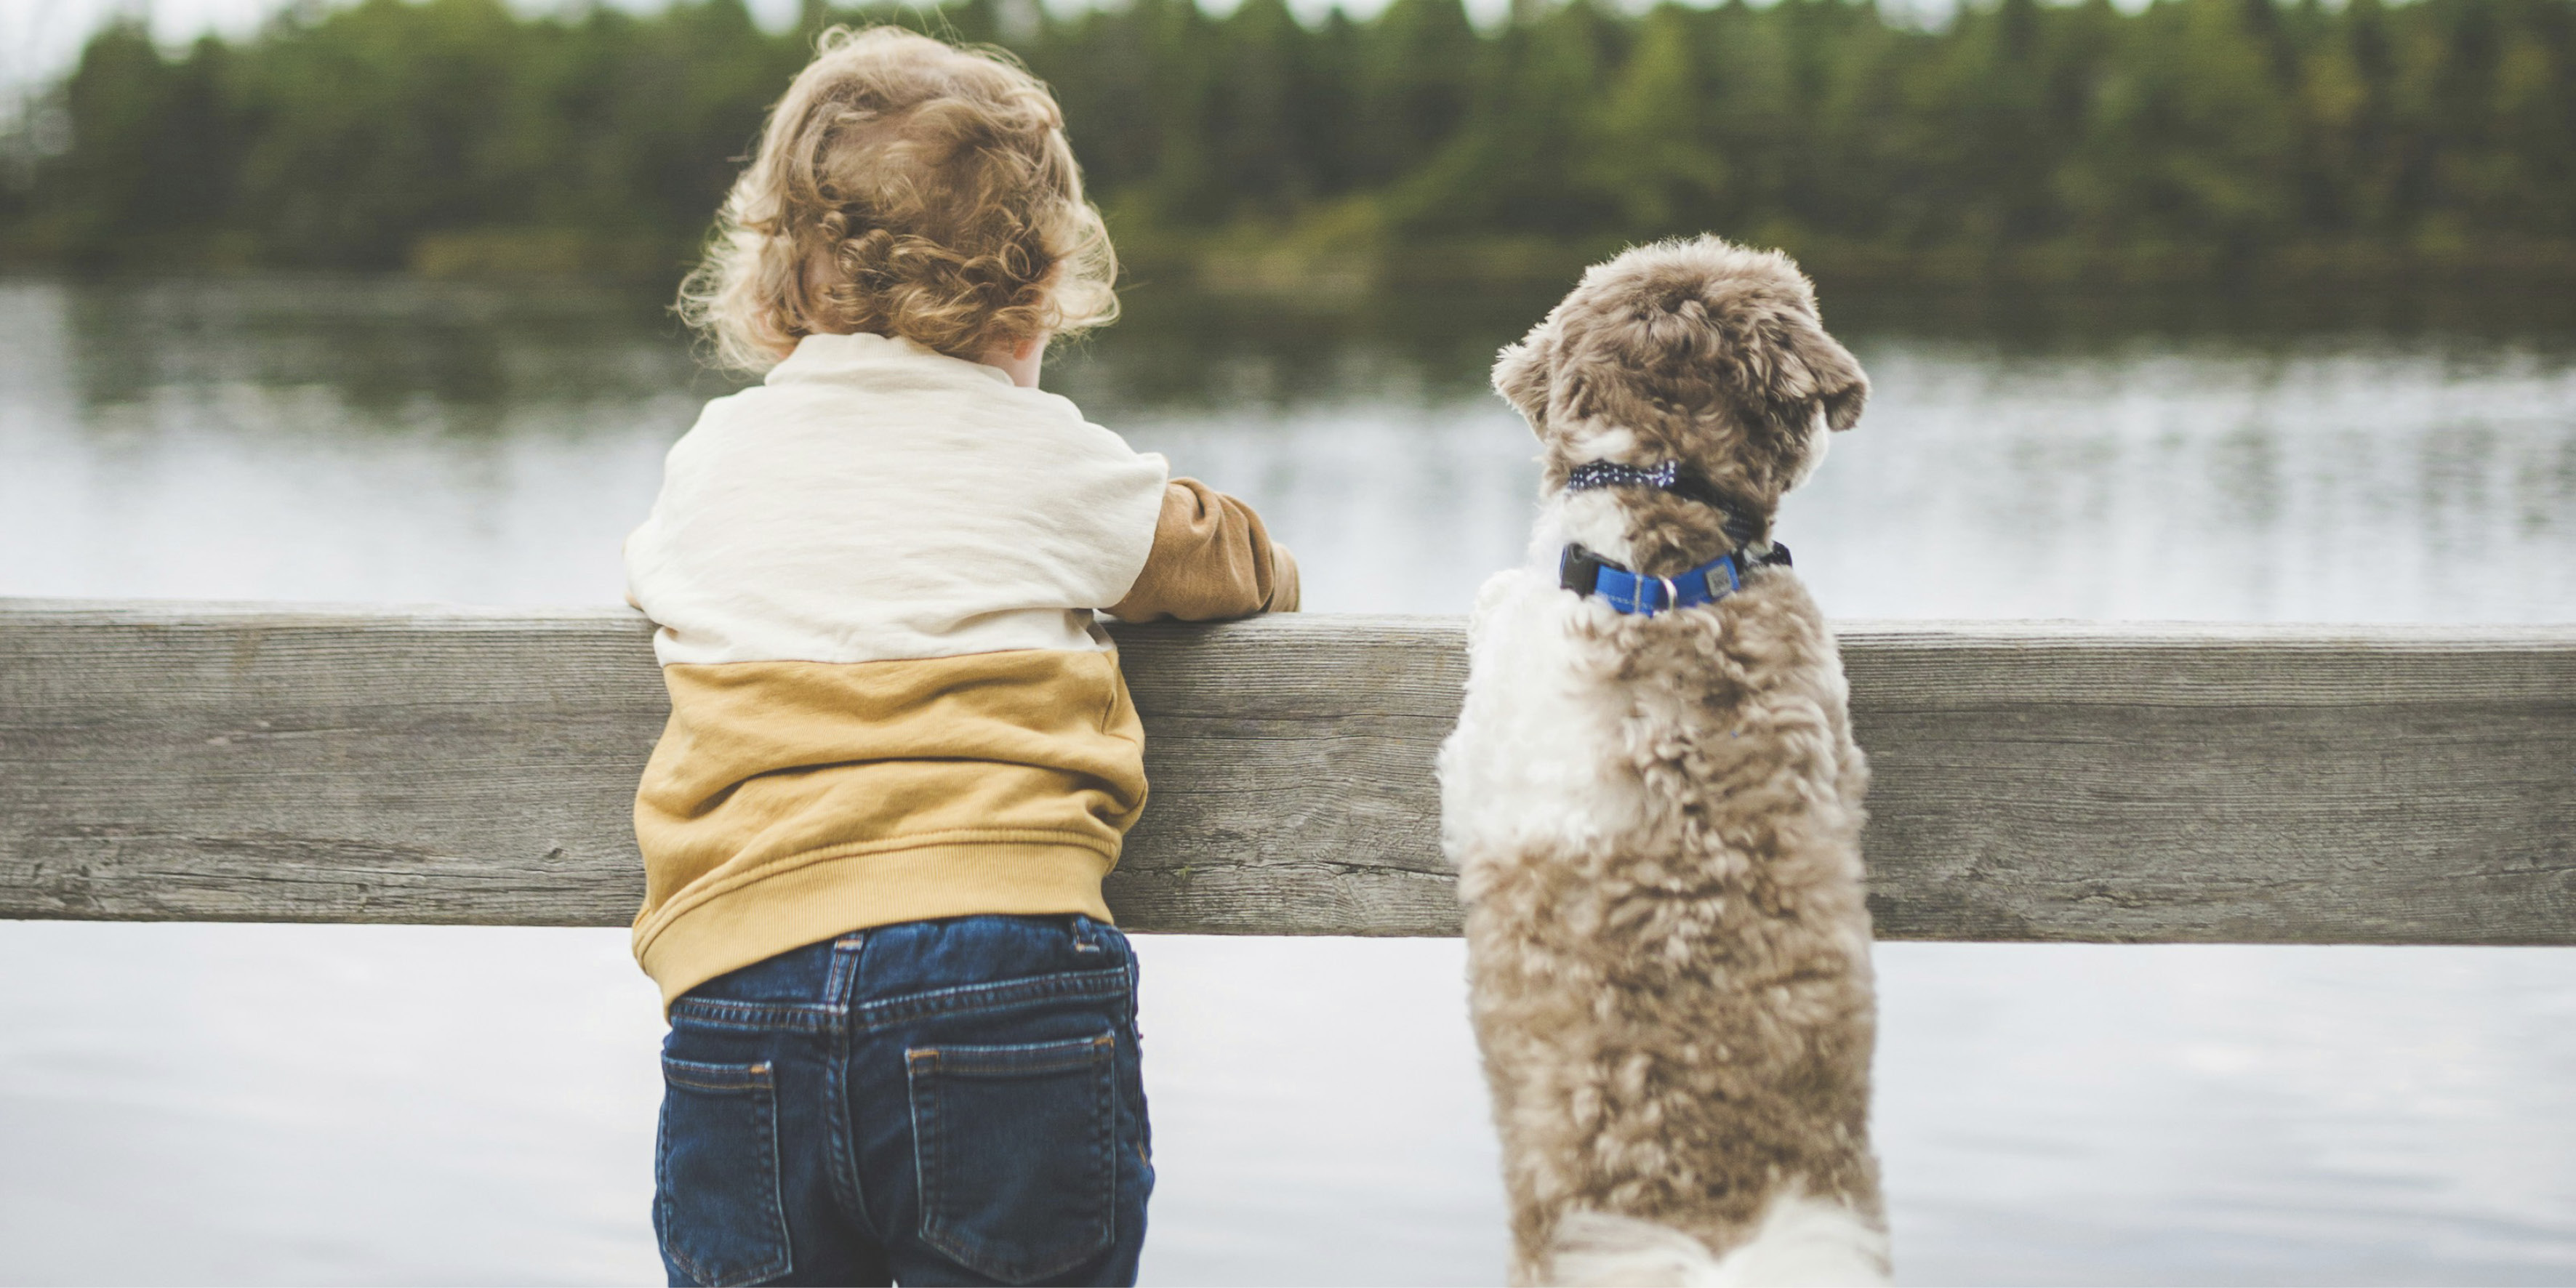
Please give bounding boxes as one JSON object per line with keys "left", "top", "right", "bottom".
{"left": 4, "top": 0, "right": 2572, "bottom": 284}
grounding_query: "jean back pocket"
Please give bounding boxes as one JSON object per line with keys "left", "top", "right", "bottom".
{"left": 906, "top": 1031, "right": 1119, "bottom": 1284}
{"left": 657, "top": 1058, "right": 792, "bottom": 1287}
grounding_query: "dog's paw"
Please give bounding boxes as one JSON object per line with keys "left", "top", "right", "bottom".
{"left": 1548, "top": 1196, "right": 1889, "bottom": 1288}
{"left": 1551, "top": 1209, "right": 1721, "bottom": 1287}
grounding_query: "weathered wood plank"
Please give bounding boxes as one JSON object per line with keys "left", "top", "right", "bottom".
{"left": 1, "top": 600, "right": 2569, "bottom": 943}
{"left": 1839, "top": 622, "right": 2576, "bottom": 943}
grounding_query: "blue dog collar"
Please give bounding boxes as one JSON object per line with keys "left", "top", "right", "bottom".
{"left": 1560, "top": 542, "right": 1791, "bottom": 616}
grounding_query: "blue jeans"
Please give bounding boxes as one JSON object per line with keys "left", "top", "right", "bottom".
{"left": 654, "top": 915, "right": 1154, "bottom": 1287}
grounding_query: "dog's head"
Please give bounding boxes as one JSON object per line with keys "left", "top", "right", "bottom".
{"left": 1493, "top": 237, "right": 1866, "bottom": 576}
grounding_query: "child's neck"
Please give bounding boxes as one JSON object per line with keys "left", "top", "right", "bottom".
{"left": 982, "top": 335, "right": 1045, "bottom": 388}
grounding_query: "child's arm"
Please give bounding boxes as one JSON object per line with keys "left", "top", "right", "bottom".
{"left": 1106, "top": 478, "right": 1300, "bottom": 622}
{"left": 622, "top": 534, "right": 646, "bottom": 611}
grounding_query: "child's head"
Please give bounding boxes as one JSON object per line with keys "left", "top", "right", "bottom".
{"left": 681, "top": 26, "right": 1115, "bottom": 372}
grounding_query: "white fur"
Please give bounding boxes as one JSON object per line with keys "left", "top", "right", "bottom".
{"left": 1790, "top": 407, "right": 1833, "bottom": 488}
{"left": 1558, "top": 419, "right": 1642, "bottom": 462}
{"left": 1437, "top": 561, "right": 1642, "bottom": 866}
{"left": 1555, "top": 490, "right": 1641, "bottom": 568}
{"left": 1551, "top": 1195, "right": 1890, "bottom": 1288}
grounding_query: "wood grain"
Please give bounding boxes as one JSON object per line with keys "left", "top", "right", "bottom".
{"left": 2, "top": 601, "right": 2569, "bottom": 943}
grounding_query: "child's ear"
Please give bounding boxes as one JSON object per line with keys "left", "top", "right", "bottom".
{"left": 1492, "top": 319, "right": 1561, "bottom": 438}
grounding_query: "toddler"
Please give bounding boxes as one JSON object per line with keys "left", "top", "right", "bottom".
{"left": 624, "top": 28, "right": 1296, "bottom": 1287}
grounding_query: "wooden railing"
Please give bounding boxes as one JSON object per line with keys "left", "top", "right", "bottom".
{"left": 3, "top": 600, "right": 2570, "bottom": 945}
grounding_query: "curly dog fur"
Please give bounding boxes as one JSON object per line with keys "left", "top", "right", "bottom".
{"left": 1440, "top": 236, "right": 1885, "bottom": 1286}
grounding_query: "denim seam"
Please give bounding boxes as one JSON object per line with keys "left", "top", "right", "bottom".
{"left": 907, "top": 1033, "right": 1115, "bottom": 1077}
{"left": 660, "top": 1058, "right": 776, "bottom": 1094}
{"left": 822, "top": 934, "right": 878, "bottom": 1244}
{"left": 670, "top": 997, "right": 842, "bottom": 1034}
{"left": 654, "top": 1093, "right": 674, "bottom": 1272}
{"left": 904, "top": 1052, "right": 936, "bottom": 1280}
{"left": 854, "top": 966, "right": 1129, "bottom": 1031}
{"left": 663, "top": 1071, "right": 768, "bottom": 1094}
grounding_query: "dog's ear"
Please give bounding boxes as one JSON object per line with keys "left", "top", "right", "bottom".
{"left": 1777, "top": 313, "right": 1869, "bottom": 432}
{"left": 1491, "top": 319, "right": 1560, "bottom": 437}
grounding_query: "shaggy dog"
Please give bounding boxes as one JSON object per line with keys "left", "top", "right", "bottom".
{"left": 1438, "top": 237, "right": 1885, "bottom": 1287}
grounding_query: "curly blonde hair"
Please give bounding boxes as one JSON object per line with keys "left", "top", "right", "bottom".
{"left": 678, "top": 25, "right": 1118, "bottom": 372}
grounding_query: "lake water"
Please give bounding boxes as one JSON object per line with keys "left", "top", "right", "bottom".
{"left": 2, "top": 275, "right": 2573, "bottom": 1285}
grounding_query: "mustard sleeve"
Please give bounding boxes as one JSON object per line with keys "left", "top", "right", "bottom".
{"left": 1105, "top": 479, "right": 1301, "bottom": 622}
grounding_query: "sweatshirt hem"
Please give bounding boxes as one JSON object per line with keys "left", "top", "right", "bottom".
{"left": 635, "top": 838, "right": 1119, "bottom": 1010}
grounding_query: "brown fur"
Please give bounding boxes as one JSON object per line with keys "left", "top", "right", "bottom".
{"left": 1494, "top": 238, "right": 1866, "bottom": 573}
{"left": 1455, "top": 237, "right": 1882, "bottom": 1283}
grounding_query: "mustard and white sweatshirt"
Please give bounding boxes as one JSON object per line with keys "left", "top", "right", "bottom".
{"left": 625, "top": 332, "right": 1296, "bottom": 1007}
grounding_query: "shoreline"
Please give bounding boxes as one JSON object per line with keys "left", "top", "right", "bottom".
{"left": 12, "top": 227, "right": 2576, "bottom": 299}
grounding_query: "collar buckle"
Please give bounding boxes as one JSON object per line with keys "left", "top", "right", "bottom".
{"left": 1559, "top": 541, "right": 1791, "bottom": 616}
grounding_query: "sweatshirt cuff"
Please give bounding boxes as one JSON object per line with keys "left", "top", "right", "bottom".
{"left": 1107, "top": 479, "right": 1296, "bottom": 622}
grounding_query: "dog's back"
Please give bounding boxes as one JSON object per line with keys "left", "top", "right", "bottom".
{"left": 1440, "top": 237, "right": 1885, "bottom": 1286}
